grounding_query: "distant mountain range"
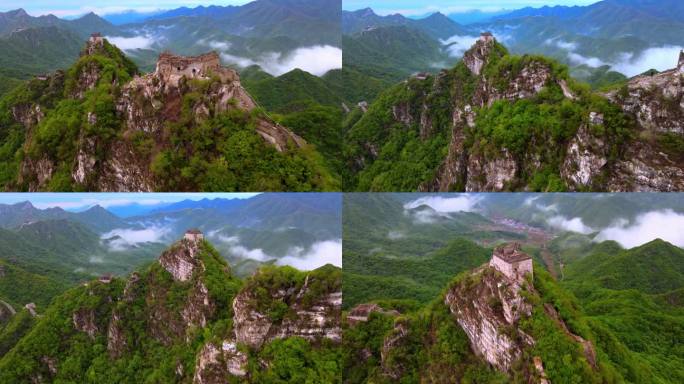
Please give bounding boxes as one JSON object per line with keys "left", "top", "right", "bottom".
{"left": 0, "top": 0, "right": 341, "bottom": 96}
{"left": 0, "top": 193, "right": 341, "bottom": 306}
{"left": 343, "top": 0, "right": 684, "bottom": 93}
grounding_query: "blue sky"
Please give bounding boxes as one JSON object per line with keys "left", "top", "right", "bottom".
{"left": 344, "top": 0, "right": 598, "bottom": 16}
{"left": 0, "top": 1, "right": 251, "bottom": 17}
{"left": 0, "top": 193, "right": 258, "bottom": 211}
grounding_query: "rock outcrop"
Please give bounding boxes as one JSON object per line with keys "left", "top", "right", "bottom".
{"left": 233, "top": 275, "right": 342, "bottom": 348}
{"left": 193, "top": 340, "right": 249, "bottom": 384}
{"left": 15, "top": 37, "right": 306, "bottom": 192}
{"left": 0, "top": 300, "right": 15, "bottom": 325}
{"left": 445, "top": 266, "right": 533, "bottom": 372}
{"left": 159, "top": 238, "right": 202, "bottom": 282}
{"left": 73, "top": 307, "right": 99, "bottom": 339}
{"left": 348, "top": 35, "right": 684, "bottom": 192}
{"left": 606, "top": 54, "right": 684, "bottom": 135}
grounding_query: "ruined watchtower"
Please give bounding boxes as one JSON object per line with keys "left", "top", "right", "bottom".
{"left": 678, "top": 50, "right": 684, "bottom": 72}
{"left": 489, "top": 242, "right": 533, "bottom": 282}
{"left": 184, "top": 229, "right": 204, "bottom": 242}
{"left": 155, "top": 51, "right": 238, "bottom": 86}
{"left": 480, "top": 31, "right": 494, "bottom": 43}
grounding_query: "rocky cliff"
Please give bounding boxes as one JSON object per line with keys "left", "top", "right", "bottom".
{"left": 1, "top": 36, "right": 327, "bottom": 192}
{"left": 194, "top": 265, "right": 342, "bottom": 383}
{"left": 344, "top": 261, "right": 613, "bottom": 383}
{"left": 0, "top": 235, "right": 342, "bottom": 383}
{"left": 346, "top": 34, "right": 684, "bottom": 192}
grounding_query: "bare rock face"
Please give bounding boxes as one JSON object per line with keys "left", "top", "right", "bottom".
{"left": 465, "top": 149, "right": 517, "bottom": 191}
{"left": 73, "top": 307, "right": 99, "bottom": 339}
{"left": 0, "top": 300, "right": 16, "bottom": 325}
{"left": 181, "top": 281, "right": 215, "bottom": 330}
{"left": 607, "top": 141, "right": 684, "bottom": 191}
{"left": 444, "top": 267, "right": 533, "bottom": 372}
{"left": 193, "top": 340, "right": 248, "bottom": 384}
{"left": 380, "top": 319, "right": 410, "bottom": 380}
{"left": 107, "top": 310, "right": 126, "bottom": 358}
{"left": 605, "top": 59, "right": 684, "bottom": 135}
{"left": 233, "top": 275, "right": 341, "bottom": 349}
{"left": 464, "top": 33, "right": 496, "bottom": 76}
{"left": 159, "top": 239, "right": 202, "bottom": 282}
{"left": 561, "top": 123, "right": 608, "bottom": 188}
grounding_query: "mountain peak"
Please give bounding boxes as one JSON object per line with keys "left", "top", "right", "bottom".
{"left": 158, "top": 232, "right": 205, "bottom": 281}
{"left": 14, "top": 201, "right": 35, "bottom": 210}
{"left": 462, "top": 32, "right": 500, "bottom": 75}
{"left": 7, "top": 8, "right": 28, "bottom": 17}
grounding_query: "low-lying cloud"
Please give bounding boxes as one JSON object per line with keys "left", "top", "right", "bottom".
{"left": 105, "top": 35, "right": 155, "bottom": 50}
{"left": 611, "top": 46, "right": 684, "bottom": 77}
{"left": 545, "top": 38, "right": 683, "bottom": 77}
{"left": 102, "top": 226, "right": 170, "bottom": 251}
{"left": 219, "top": 45, "right": 342, "bottom": 77}
{"left": 222, "top": 235, "right": 342, "bottom": 270}
{"left": 545, "top": 38, "right": 606, "bottom": 67}
{"left": 277, "top": 240, "right": 342, "bottom": 270}
{"left": 404, "top": 195, "right": 482, "bottom": 213}
{"left": 441, "top": 34, "right": 479, "bottom": 57}
{"left": 547, "top": 215, "right": 594, "bottom": 234}
{"left": 387, "top": 230, "right": 405, "bottom": 240}
{"left": 404, "top": 195, "right": 482, "bottom": 224}
{"left": 595, "top": 210, "right": 684, "bottom": 248}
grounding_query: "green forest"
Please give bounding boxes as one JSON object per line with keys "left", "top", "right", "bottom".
{"left": 0, "top": 239, "right": 342, "bottom": 383}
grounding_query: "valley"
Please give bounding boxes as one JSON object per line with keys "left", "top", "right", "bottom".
{"left": 342, "top": 193, "right": 684, "bottom": 383}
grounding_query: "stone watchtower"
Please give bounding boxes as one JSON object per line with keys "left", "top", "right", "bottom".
{"left": 155, "top": 51, "right": 238, "bottom": 86}
{"left": 678, "top": 50, "right": 684, "bottom": 72}
{"left": 480, "top": 31, "right": 494, "bottom": 43}
{"left": 184, "top": 229, "right": 204, "bottom": 241}
{"left": 489, "top": 242, "right": 533, "bottom": 282}
{"left": 89, "top": 32, "right": 104, "bottom": 45}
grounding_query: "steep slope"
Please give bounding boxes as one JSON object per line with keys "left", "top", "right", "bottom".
{"left": 343, "top": 250, "right": 631, "bottom": 383}
{"left": 0, "top": 36, "right": 336, "bottom": 191}
{"left": 0, "top": 27, "right": 82, "bottom": 88}
{"left": 0, "top": 234, "right": 342, "bottom": 382}
{"left": 345, "top": 34, "right": 684, "bottom": 191}
{"left": 343, "top": 26, "right": 450, "bottom": 84}
{"left": 562, "top": 239, "right": 684, "bottom": 383}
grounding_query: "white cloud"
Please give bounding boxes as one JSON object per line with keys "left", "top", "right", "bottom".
{"left": 404, "top": 195, "right": 482, "bottom": 213}
{"left": 102, "top": 226, "right": 170, "bottom": 251}
{"left": 544, "top": 38, "right": 577, "bottom": 51}
{"left": 611, "top": 46, "right": 684, "bottom": 77}
{"left": 523, "top": 195, "right": 540, "bottom": 206}
{"left": 199, "top": 39, "right": 231, "bottom": 51}
{"left": 387, "top": 230, "right": 405, "bottom": 240}
{"left": 220, "top": 45, "right": 342, "bottom": 77}
{"left": 227, "top": 239, "right": 342, "bottom": 270}
{"left": 440, "top": 34, "right": 479, "bottom": 57}
{"left": 277, "top": 240, "right": 342, "bottom": 270}
{"left": 545, "top": 37, "right": 682, "bottom": 77}
{"left": 229, "top": 244, "right": 272, "bottom": 261}
{"left": 568, "top": 52, "right": 606, "bottom": 67}
{"left": 594, "top": 210, "right": 684, "bottom": 248}
{"left": 547, "top": 215, "right": 594, "bottom": 234}
{"left": 105, "top": 35, "right": 155, "bottom": 50}
{"left": 544, "top": 38, "right": 606, "bottom": 68}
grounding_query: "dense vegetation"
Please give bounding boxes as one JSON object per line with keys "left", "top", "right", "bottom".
{"left": 0, "top": 240, "right": 342, "bottom": 383}
{"left": 344, "top": 41, "right": 637, "bottom": 191}
{"left": 562, "top": 240, "right": 684, "bottom": 383}
{"left": 0, "top": 38, "right": 341, "bottom": 192}
{"left": 343, "top": 299, "right": 505, "bottom": 383}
